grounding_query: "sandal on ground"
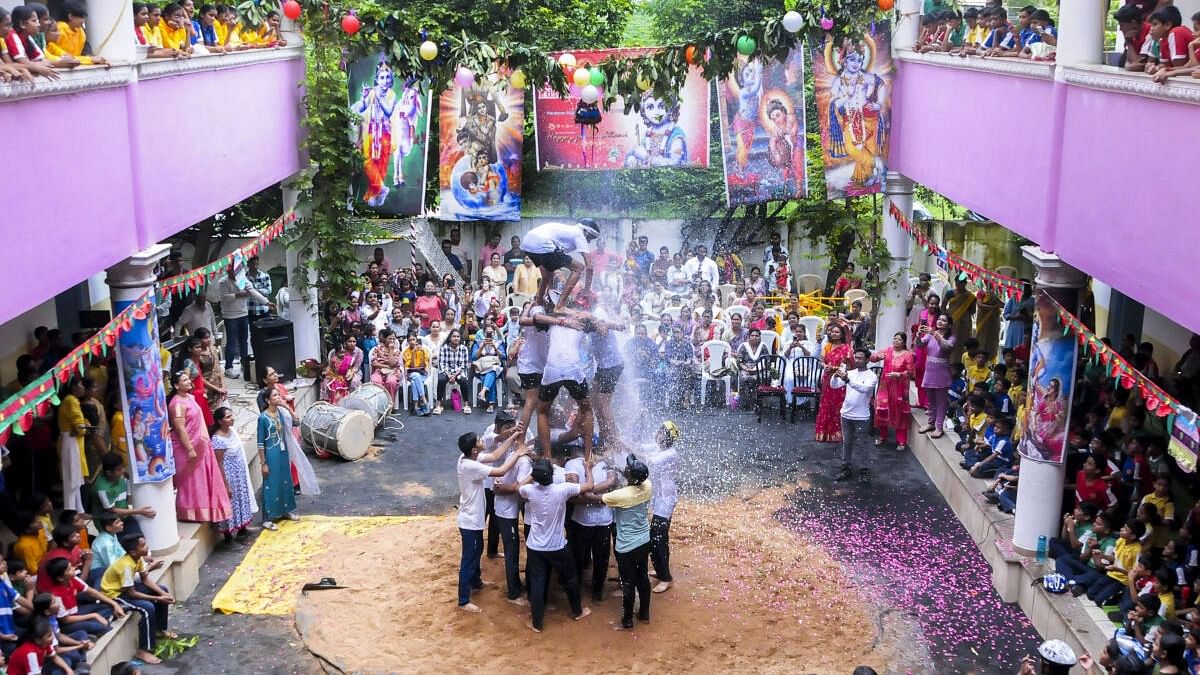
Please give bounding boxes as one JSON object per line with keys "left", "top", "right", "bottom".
{"left": 929, "top": 431, "right": 945, "bottom": 439}
{"left": 463, "top": 405, "right": 473, "bottom": 414}
{"left": 896, "top": 444, "right": 908, "bottom": 452}
{"left": 262, "top": 521, "right": 279, "bottom": 531}
{"left": 918, "top": 426, "right": 933, "bottom": 434}
{"left": 874, "top": 438, "right": 884, "bottom": 446}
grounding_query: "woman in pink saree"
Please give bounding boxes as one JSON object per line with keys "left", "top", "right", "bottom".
{"left": 910, "top": 292, "right": 940, "bottom": 408}
{"left": 322, "top": 335, "right": 364, "bottom": 404}
{"left": 167, "top": 370, "right": 232, "bottom": 523}
{"left": 871, "top": 331, "right": 915, "bottom": 451}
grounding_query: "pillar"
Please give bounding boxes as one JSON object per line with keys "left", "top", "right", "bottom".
{"left": 282, "top": 181, "right": 322, "bottom": 365}
{"left": 875, "top": 172, "right": 915, "bottom": 349}
{"left": 106, "top": 244, "right": 180, "bottom": 555}
{"left": 86, "top": 0, "right": 136, "bottom": 63}
{"left": 1012, "top": 246, "right": 1088, "bottom": 554}
{"left": 1054, "top": 0, "right": 1106, "bottom": 69}
{"left": 893, "top": 0, "right": 924, "bottom": 51}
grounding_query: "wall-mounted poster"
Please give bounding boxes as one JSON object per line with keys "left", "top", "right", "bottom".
{"left": 1017, "top": 292, "right": 1079, "bottom": 464}
{"left": 533, "top": 48, "right": 711, "bottom": 170}
{"left": 438, "top": 81, "right": 524, "bottom": 221}
{"left": 348, "top": 54, "right": 431, "bottom": 215}
{"left": 811, "top": 25, "right": 894, "bottom": 199}
{"left": 1169, "top": 411, "right": 1199, "bottom": 474}
{"left": 113, "top": 298, "right": 174, "bottom": 483}
{"left": 718, "top": 47, "right": 808, "bottom": 206}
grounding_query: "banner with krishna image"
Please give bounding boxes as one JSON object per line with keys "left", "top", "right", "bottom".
{"left": 348, "top": 53, "right": 432, "bottom": 215}
{"left": 438, "top": 79, "right": 524, "bottom": 221}
{"left": 811, "top": 24, "right": 894, "bottom": 199}
{"left": 718, "top": 46, "right": 808, "bottom": 206}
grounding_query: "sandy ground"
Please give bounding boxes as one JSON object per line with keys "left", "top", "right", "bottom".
{"left": 294, "top": 488, "right": 909, "bottom": 674}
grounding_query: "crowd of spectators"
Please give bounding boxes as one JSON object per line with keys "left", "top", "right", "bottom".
{"left": 0, "top": 0, "right": 287, "bottom": 84}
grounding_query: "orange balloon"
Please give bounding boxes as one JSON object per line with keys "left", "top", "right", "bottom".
{"left": 878, "top": 0, "right": 895, "bottom": 10}
{"left": 685, "top": 45, "right": 699, "bottom": 64}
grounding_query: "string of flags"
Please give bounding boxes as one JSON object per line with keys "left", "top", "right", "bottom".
{"left": 156, "top": 212, "right": 295, "bottom": 301}
{"left": 889, "top": 203, "right": 1025, "bottom": 301}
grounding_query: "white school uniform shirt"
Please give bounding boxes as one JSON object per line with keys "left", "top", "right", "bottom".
{"left": 521, "top": 222, "right": 593, "bottom": 256}
{"left": 683, "top": 256, "right": 719, "bottom": 289}
{"left": 493, "top": 453, "right": 531, "bottom": 519}
{"left": 564, "top": 457, "right": 613, "bottom": 526}
{"left": 829, "top": 367, "right": 878, "bottom": 421}
{"left": 542, "top": 325, "right": 591, "bottom": 384}
{"left": 456, "top": 456, "right": 492, "bottom": 530}
{"left": 590, "top": 310, "right": 625, "bottom": 370}
{"left": 641, "top": 446, "right": 679, "bottom": 519}
{"left": 517, "top": 305, "right": 550, "bottom": 375}
{"left": 480, "top": 424, "right": 501, "bottom": 489}
{"left": 520, "top": 482, "right": 582, "bottom": 552}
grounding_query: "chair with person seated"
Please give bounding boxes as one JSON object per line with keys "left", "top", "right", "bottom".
{"left": 699, "top": 340, "right": 733, "bottom": 407}
{"left": 753, "top": 354, "right": 787, "bottom": 424}
{"left": 717, "top": 284, "right": 735, "bottom": 305}
{"left": 724, "top": 305, "right": 749, "bottom": 322}
{"left": 400, "top": 367, "right": 438, "bottom": 414}
{"left": 786, "top": 356, "right": 823, "bottom": 423}
{"left": 798, "top": 316, "right": 824, "bottom": 344}
{"left": 844, "top": 288, "right": 868, "bottom": 306}
{"left": 797, "top": 274, "right": 822, "bottom": 294}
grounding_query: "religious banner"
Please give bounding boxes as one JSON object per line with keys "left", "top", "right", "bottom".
{"left": 533, "top": 48, "right": 710, "bottom": 170}
{"left": 1169, "top": 411, "right": 1199, "bottom": 474}
{"left": 718, "top": 47, "right": 807, "bottom": 206}
{"left": 113, "top": 296, "right": 175, "bottom": 483}
{"left": 811, "top": 25, "right": 894, "bottom": 199}
{"left": 438, "top": 81, "right": 524, "bottom": 221}
{"left": 1017, "top": 292, "right": 1079, "bottom": 464}
{"left": 347, "top": 54, "right": 431, "bottom": 215}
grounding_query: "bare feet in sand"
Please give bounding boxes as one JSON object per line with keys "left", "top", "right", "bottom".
{"left": 525, "top": 621, "right": 541, "bottom": 633}
{"left": 507, "top": 597, "right": 529, "bottom": 607}
{"left": 459, "top": 602, "right": 483, "bottom": 613}
{"left": 136, "top": 649, "right": 162, "bottom": 665}
{"left": 572, "top": 607, "right": 592, "bottom": 621}
{"left": 652, "top": 580, "right": 673, "bottom": 593}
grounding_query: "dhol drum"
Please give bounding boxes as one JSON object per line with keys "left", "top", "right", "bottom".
{"left": 339, "top": 383, "right": 393, "bottom": 427}
{"left": 299, "top": 402, "right": 374, "bottom": 461}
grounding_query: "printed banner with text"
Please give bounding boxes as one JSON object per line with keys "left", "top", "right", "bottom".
{"left": 534, "top": 48, "right": 711, "bottom": 170}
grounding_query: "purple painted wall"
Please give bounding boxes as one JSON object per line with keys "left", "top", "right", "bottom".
{"left": 137, "top": 58, "right": 305, "bottom": 247}
{"left": 0, "top": 56, "right": 305, "bottom": 326}
{"left": 0, "top": 87, "right": 140, "bottom": 325}
{"left": 891, "top": 61, "right": 1058, "bottom": 246}
{"left": 892, "top": 60, "right": 1200, "bottom": 335}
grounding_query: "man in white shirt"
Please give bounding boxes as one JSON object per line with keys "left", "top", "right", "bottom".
{"left": 641, "top": 420, "right": 680, "bottom": 593}
{"left": 516, "top": 302, "right": 552, "bottom": 435}
{"left": 456, "top": 431, "right": 528, "bottom": 613}
{"left": 519, "top": 458, "right": 595, "bottom": 632}
{"left": 565, "top": 451, "right": 616, "bottom": 601}
{"left": 535, "top": 305, "right": 594, "bottom": 460}
{"left": 829, "top": 348, "right": 880, "bottom": 483}
{"left": 762, "top": 231, "right": 789, "bottom": 266}
{"left": 519, "top": 219, "right": 600, "bottom": 307}
{"left": 682, "top": 244, "right": 719, "bottom": 289}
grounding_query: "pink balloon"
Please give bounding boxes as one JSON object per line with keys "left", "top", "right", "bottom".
{"left": 819, "top": 17, "right": 834, "bottom": 30}
{"left": 454, "top": 67, "right": 475, "bottom": 88}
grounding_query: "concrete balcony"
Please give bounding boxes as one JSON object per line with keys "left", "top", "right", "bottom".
{"left": 0, "top": 47, "right": 305, "bottom": 325}
{"left": 890, "top": 50, "right": 1200, "bottom": 334}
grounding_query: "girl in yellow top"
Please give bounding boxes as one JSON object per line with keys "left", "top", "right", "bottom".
{"left": 53, "top": 2, "right": 107, "bottom": 65}
{"left": 158, "top": 4, "right": 192, "bottom": 55}
{"left": 57, "top": 377, "right": 92, "bottom": 513}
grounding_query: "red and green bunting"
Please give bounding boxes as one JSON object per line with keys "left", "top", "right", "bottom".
{"left": 156, "top": 212, "right": 294, "bottom": 301}
{"left": 889, "top": 203, "right": 1024, "bottom": 301}
{"left": 1048, "top": 296, "right": 1188, "bottom": 420}
{"left": 0, "top": 292, "right": 154, "bottom": 445}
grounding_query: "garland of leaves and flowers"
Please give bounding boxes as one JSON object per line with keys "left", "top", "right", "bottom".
{"left": 1046, "top": 292, "right": 1195, "bottom": 423}
{"left": 157, "top": 211, "right": 294, "bottom": 302}
{"left": 889, "top": 202, "right": 1026, "bottom": 301}
{"left": 0, "top": 292, "right": 155, "bottom": 445}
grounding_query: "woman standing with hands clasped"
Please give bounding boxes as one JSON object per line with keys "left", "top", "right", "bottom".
{"left": 871, "top": 332, "right": 915, "bottom": 451}
{"left": 918, "top": 312, "right": 956, "bottom": 439}
{"left": 256, "top": 387, "right": 319, "bottom": 531}
{"left": 167, "top": 371, "right": 232, "bottom": 524}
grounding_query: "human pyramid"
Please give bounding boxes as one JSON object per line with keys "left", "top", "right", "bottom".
{"left": 455, "top": 219, "right": 680, "bottom": 633}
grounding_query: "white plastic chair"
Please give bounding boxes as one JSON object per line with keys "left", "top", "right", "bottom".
{"left": 717, "top": 284, "right": 735, "bottom": 305}
{"left": 699, "top": 340, "right": 732, "bottom": 406}
{"left": 664, "top": 306, "right": 682, "bottom": 321}
{"left": 995, "top": 266, "right": 1018, "bottom": 279}
{"left": 507, "top": 292, "right": 531, "bottom": 308}
{"left": 760, "top": 329, "right": 780, "bottom": 355}
{"left": 472, "top": 371, "right": 504, "bottom": 409}
{"left": 643, "top": 319, "right": 660, "bottom": 336}
{"left": 400, "top": 367, "right": 437, "bottom": 413}
{"left": 724, "top": 305, "right": 749, "bottom": 322}
{"left": 797, "top": 274, "right": 823, "bottom": 294}
{"left": 798, "top": 316, "right": 824, "bottom": 344}
{"left": 506, "top": 281, "right": 516, "bottom": 295}
{"left": 844, "top": 288, "right": 868, "bottom": 305}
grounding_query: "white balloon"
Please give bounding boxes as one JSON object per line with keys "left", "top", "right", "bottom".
{"left": 580, "top": 84, "right": 599, "bottom": 104}
{"left": 782, "top": 10, "right": 804, "bottom": 33}
{"left": 558, "top": 52, "right": 576, "bottom": 67}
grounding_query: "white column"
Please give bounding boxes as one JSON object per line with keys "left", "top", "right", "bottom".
{"left": 1012, "top": 246, "right": 1089, "bottom": 554}
{"left": 106, "top": 244, "right": 180, "bottom": 555}
{"left": 86, "top": 0, "right": 136, "bottom": 63}
{"left": 281, "top": 181, "right": 321, "bottom": 364}
{"left": 876, "top": 172, "right": 915, "bottom": 349}
{"left": 893, "top": 0, "right": 924, "bottom": 51}
{"left": 1055, "top": 0, "right": 1106, "bottom": 69}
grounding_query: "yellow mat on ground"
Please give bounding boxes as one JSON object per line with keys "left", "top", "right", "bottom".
{"left": 212, "top": 515, "right": 426, "bottom": 616}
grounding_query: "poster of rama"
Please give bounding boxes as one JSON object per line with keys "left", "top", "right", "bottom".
{"left": 533, "top": 48, "right": 710, "bottom": 170}
{"left": 811, "top": 25, "right": 894, "bottom": 199}
{"left": 347, "top": 54, "right": 431, "bottom": 215}
{"left": 717, "top": 47, "right": 808, "bottom": 206}
{"left": 438, "top": 81, "right": 524, "bottom": 221}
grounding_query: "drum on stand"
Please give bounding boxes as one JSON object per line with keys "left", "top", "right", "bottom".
{"left": 300, "top": 402, "right": 374, "bottom": 461}
{"left": 339, "top": 383, "right": 393, "bottom": 427}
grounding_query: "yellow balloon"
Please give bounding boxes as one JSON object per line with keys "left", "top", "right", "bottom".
{"left": 510, "top": 69, "right": 526, "bottom": 89}
{"left": 572, "top": 67, "right": 591, "bottom": 87}
{"left": 419, "top": 40, "right": 438, "bottom": 61}
{"left": 636, "top": 75, "right": 652, "bottom": 91}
